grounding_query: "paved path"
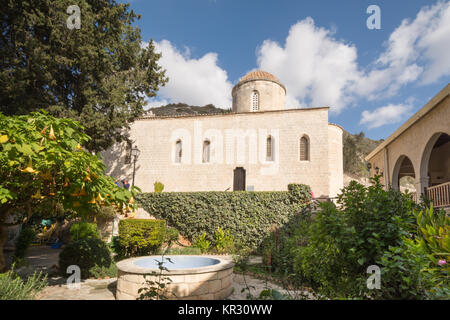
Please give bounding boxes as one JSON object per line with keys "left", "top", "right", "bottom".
{"left": 38, "top": 277, "right": 117, "bottom": 300}
{"left": 38, "top": 274, "right": 311, "bottom": 300}
{"left": 14, "top": 246, "right": 309, "bottom": 300}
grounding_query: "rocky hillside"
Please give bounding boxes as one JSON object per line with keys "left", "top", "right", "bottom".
{"left": 146, "top": 103, "right": 231, "bottom": 117}
{"left": 343, "top": 131, "right": 382, "bottom": 183}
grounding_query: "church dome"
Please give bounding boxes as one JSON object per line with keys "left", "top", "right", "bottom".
{"left": 234, "top": 70, "right": 286, "bottom": 93}
{"left": 232, "top": 70, "right": 286, "bottom": 113}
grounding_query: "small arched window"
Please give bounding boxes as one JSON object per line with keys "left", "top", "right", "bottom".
{"left": 251, "top": 90, "right": 259, "bottom": 111}
{"left": 202, "top": 140, "right": 211, "bottom": 163}
{"left": 266, "top": 135, "right": 274, "bottom": 161}
{"left": 175, "top": 140, "right": 182, "bottom": 163}
{"left": 300, "top": 136, "right": 309, "bottom": 161}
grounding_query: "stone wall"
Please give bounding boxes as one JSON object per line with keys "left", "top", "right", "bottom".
{"left": 102, "top": 107, "right": 343, "bottom": 197}
{"left": 232, "top": 79, "right": 286, "bottom": 113}
{"left": 367, "top": 90, "right": 450, "bottom": 193}
{"left": 116, "top": 267, "right": 233, "bottom": 300}
{"left": 328, "top": 124, "right": 344, "bottom": 198}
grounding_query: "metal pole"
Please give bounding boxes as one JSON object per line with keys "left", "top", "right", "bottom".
{"left": 132, "top": 156, "right": 136, "bottom": 187}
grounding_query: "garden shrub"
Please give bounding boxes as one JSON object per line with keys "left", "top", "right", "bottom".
{"left": 165, "top": 246, "right": 202, "bottom": 255}
{"left": 165, "top": 227, "right": 179, "bottom": 244}
{"left": 0, "top": 270, "right": 47, "bottom": 300}
{"left": 136, "top": 185, "right": 311, "bottom": 249}
{"left": 194, "top": 232, "right": 211, "bottom": 253}
{"left": 214, "top": 227, "right": 234, "bottom": 254}
{"left": 292, "top": 176, "right": 418, "bottom": 299}
{"left": 13, "top": 227, "right": 37, "bottom": 262}
{"left": 261, "top": 203, "right": 313, "bottom": 278}
{"left": 70, "top": 221, "right": 100, "bottom": 241}
{"left": 59, "top": 238, "right": 112, "bottom": 279}
{"left": 96, "top": 205, "right": 118, "bottom": 220}
{"left": 376, "top": 205, "right": 449, "bottom": 300}
{"left": 118, "top": 219, "right": 166, "bottom": 257}
{"left": 287, "top": 183, "right": 313, "bottom": 208}
{"left": 89, "top": 263, "right": 118, "bottom": 279}
{"left": 154, "top": 181, "right": 164, "bottom": 193}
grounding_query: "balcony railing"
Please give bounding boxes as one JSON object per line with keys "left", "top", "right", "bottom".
{"left": 408, "top": 181, "right": 450, "bottom": 208}
{"left": 426, "top": 181, "right": 450, "bottom": 208}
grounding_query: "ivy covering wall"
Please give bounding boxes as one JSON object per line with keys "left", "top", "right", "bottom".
{"left": 136, "top": 184, "right": 311, "bottom": 249}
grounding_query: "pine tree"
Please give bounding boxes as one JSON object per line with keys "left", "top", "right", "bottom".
{"left": 0, "top": 0, "right": 167, "bottom": 152}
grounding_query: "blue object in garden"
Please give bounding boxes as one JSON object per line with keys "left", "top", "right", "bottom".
{"left": 41, "top": 219, "right": 52, "bottom": 226}
{"left": 50, "top": 242, "right": 63, "bottom": 249}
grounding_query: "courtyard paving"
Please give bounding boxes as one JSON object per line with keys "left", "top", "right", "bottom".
{"left": 37, "top": 273, "right": 307, "bottom": 300}
{"left": 10, "top": 246, "right": 309, "bottom": 300}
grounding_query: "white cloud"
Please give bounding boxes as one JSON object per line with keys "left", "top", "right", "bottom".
{"left": 257, "top": 17, "right": 360, "bottom": 112}
{"left": 360, "top": 103, "right": 413, "bottom": 129}
{"left": 144, "top": 98, "right": 169, "bottom": 110}
{"left": 355, "top": 1, "right": 450, "bottom": 99}
{"left": 256, "top": 2, "right": 450, "bottom": 113}
{"left": 142, "top": 2, "right": 449, "bottom": 117}
{"left": 148, "top": 40, "right": 233, "bottom": 109}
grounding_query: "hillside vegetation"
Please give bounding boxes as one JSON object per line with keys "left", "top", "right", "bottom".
{"left": 343, "top": 131, "right": 382, "bottom": 179}
{"left": 147, "top": 103, "right": 231, "bottom": 117}
{"left": 148, "top": 103, "right": 382, "bottom": 180}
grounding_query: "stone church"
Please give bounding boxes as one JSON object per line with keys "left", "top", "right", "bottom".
{"left": 102, "top": 70, "right": 344, "bottom": 198}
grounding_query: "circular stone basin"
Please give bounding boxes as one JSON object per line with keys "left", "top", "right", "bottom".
{"left": 116, "top": 255, "right": 234, "bottom": 300}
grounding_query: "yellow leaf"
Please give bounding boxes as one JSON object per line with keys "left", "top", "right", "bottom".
{"left": 76, "top": 144, "right": 82, "bottom": 150}
{"left": 0, "top": 135, "right": 8, "bottom": 144}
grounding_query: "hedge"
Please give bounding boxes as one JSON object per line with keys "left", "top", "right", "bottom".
{"left": 70, "top": 222, "right": 100, "bottom": 241}
{"left": 59, "top": 238, "right": 112, "bottom": 279}
{"left": 136, "top": 184, "right": 311, "bottom": 249}
{"left": 118, "top": 219, "right": 166, "bottom": 257}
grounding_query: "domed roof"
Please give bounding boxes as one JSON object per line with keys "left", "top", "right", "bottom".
{"left": 240, "top": 70, "right": 280, "bottom": 83}
{"left": 233, "top": 70, "right": 286, "bottom": 93}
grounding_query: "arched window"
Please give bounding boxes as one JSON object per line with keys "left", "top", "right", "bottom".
{"left": 175, "top": 140, "right": 182, "bottom": 163}
{"left": 251, "top": 90, "right": 259, "bottom": 111}
{"left": 202, "top": 140, "right": 211, "bottom": 163}
{"left": 266, "top": 135, "right": 274, "bottom": 161}
{"left": 299, "top": 136, "right": 309, "bottom": 161}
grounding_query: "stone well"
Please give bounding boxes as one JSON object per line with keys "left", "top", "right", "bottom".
{"left": 116, "top": 255, "right": 234, "bottom": 300}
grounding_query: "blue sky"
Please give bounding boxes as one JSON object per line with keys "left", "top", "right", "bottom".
{"left": 123, "top": 0, "right": 450, "bottom": 140}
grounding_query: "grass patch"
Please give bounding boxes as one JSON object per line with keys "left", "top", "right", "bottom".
{"left": 0, "top": 270, "right": 48, "bottom": 300}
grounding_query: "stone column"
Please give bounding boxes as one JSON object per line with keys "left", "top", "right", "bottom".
{"left": 415, "top": 176, "right": 430, "bottom": 196}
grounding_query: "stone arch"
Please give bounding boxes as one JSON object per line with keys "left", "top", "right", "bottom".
{"left": 202, "top": 139, "right": 211, "bottom": 163}
{"left": 266, "top": 135, "right": 274, "bottom": 161}
{"left": 299, "top": 135, "right": 310, "bottom": 161}
{"left": 419, "top": 131, "right": 450, "bottom": 192}
{"left": 392, "top": 155, "right": 416, "bottom": 191}
{"left": 174, "top": 139, "right": 183, "bottom": 163}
